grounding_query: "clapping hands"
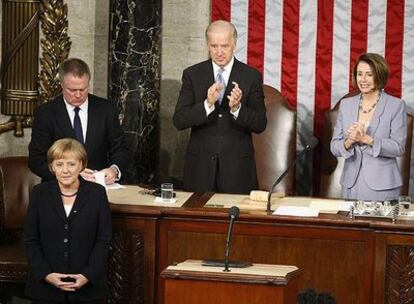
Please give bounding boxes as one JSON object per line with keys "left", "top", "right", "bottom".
{"left": 344, "top": 122, "right": 373, "bottom": 149}
{"left": 347, "top": 122, "right": 364, "bottom": 143}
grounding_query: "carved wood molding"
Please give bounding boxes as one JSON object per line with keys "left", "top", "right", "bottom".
{"left": 386, "top": 245, "right": 414, "bottom": 304}
{"left": 108, "top": 230, "right": 145, "bottom": 304}
{"left": 38, "top": 0, "right": 71, "bottom": 104}
{"left": 0, "top": 266, "right": 27, "bottom": 282}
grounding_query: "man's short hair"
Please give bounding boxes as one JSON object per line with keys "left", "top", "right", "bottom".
{"left": 352, "top": 53, "right": 389, "bottom": 90}
{"left": 205, "top": 20, "right": 238, "bottom": 42}
{"left": 59, "top": 58, "right": 91, "bottom": 82}
{"left": 47, "top": 138, "right": 88, "bottom": 173}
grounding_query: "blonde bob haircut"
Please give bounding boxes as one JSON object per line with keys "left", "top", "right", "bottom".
{"left": 353, "top": 53, "right": 389, "bottom": 91}
{"left": 47, "top": 138, "right": 87, "bottom": 173}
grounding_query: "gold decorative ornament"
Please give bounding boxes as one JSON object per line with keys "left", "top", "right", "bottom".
{"left": 38, "top": 0, "right": 71, "bottom": 104}
{"left": 0, "top": 0, "right": 71, "bottom": 137}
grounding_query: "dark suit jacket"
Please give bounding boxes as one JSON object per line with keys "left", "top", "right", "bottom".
{"left": 28, "top": 94, "right": 128, "bottom": 181}
{"left": 173, "top": 59, "right": 267, "bottom": 194}
{"left": 24, "top": 178, "right": 112, "bottom": 302}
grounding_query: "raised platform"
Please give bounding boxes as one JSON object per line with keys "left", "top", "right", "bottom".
{"left": 108, "top": 188, "right": 414, "bottom": 304}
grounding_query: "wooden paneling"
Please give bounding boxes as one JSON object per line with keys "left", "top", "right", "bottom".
{"left": 163, "top": 279, "right": 297, "bottom": 304}
{"left": 111, "top": 212, "right": 159, "bottom": 304}
{"left": 157, "top": 218, "right": 373, "bottom": 303}
{"left": 109, "top": 196, "right": 414, "bottom": 304}
{"left": 386, "top": 245, "right": 414, "bottom": 304}
{"left": 109, "top": 230, "right": 145, "bottom": 303}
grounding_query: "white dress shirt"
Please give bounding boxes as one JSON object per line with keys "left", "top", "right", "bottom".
{"left": 205, "top": 57, "right": 241, "bottom": 118}
{"left": 64, "top": 98, "right": 89, "bottom": 141}
{"left": 63, "top": 98, "right": 121, "bottom": 180}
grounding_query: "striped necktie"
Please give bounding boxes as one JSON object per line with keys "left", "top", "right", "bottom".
{"left": 216, "top": 68, "right": 226, "bottom": 104}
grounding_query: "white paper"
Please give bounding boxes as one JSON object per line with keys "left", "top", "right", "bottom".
{"left": 93, "top": 171, "right": 126, "bottom": 190}
{"left": 154, "top": 197, "right": 177, "bottom": 204}
{"left": 106, "top": 183, "right": 126, "bottom": 190}
{"left": 309, "top": 200, "right": 339, "bottom": 213}
{"left": 273, "top": 206, "right": 319, "bottom": 217}
{"left": 337, "top": 201, "right": 354, "bottom": 212}
{"left": 93, "top": 171, "right": 106, "bottom": 187}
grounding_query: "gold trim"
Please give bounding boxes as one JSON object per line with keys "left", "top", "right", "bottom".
{"left": 3, "top": 0, "right": 40, "bottom": 3}
{"left": 1, "top": 89, "right": 38, "bottom": 99}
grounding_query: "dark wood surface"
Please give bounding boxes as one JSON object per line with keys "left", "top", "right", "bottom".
{"left": 163, "top": 279, "right": 298, "bottom": 304}
{"left": 162, "top": 268, "right": 299, "bottom": 304}
{"left": 110, "top": 193, "right": 414, "bottom": 304}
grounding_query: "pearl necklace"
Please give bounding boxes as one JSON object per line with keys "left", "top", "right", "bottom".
{"left": 359, "top": 90, "right": 382, "bottom": 114}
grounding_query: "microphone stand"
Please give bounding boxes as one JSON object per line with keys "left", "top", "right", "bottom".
{"left": 202, "top": 206, "right": 251, "bottom": 270}
{"left": 223, "top": 214, "right": 236, "bottom": 272}
{"left": 266, "top": 143, "right": 315, "bottom": 213}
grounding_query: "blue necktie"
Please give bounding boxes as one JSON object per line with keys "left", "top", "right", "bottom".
{"left": 73, "top": 107, "right": 84, "bottom": 144}
{"left": 216, "top": 68, "right": 226, "bottom": 104}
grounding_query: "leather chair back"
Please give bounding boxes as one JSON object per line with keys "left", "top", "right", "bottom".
{"left": 318, "top": 96, "right": 413, "bottom": 198}
{"left": 399, "top": 113, "right": 414, "bottom": 195}
{"left": 0, "top": 157, "right": 40, "bottom": 231}
{"left": 253, "top": 85, "right": 296, "bottom": 193}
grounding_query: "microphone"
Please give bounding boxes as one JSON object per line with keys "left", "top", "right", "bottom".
{"left": 266, "top": 137, "right": 319, "bottom": 213}
{"left": 201, "top": 206, "right": 251, "bottom": 269}
{"left": 201, "top": 206, "right": 252, "bottom": 272}
{"left": 223, "top": 206, "right": 239, "bottom": 272}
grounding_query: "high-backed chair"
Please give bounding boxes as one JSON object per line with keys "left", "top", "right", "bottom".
{"left": 317, "top": 95, "right": 413, "bottom": 198}
{"left": 0, "top": 156, "right": 40, "bottom": 283}
{"left": 253, "top": 85, "right": 296, "bottom": 194}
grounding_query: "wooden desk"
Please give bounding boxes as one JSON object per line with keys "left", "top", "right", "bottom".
{"left": 108, "top": 190, "right": 414, "bottom": 304}
{"left": 161, "top": 260, "right": 301, "bottom": 304}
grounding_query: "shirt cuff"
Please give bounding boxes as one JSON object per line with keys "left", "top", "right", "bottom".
{"left": 204, "top": 99, "right": 215, "bottom": 116}
{"left": 110, "top": 164, "right": 121, "bottom": 181}
{"left": 341, "top": 141, "right": 355, "bottom": 159}
{"left": 230, "top": 104, "right": 241, "bottom": 119}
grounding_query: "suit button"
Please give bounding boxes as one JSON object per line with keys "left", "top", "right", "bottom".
{"left": 218, "top": 114, "right": 223, "bottom": 118}
{"left": 64, "top": 252, "right": 69, "bottom": 258}
{"left": 63, "top": 238, "right": 69, "bottom": 243}
{"left": 64, "top": 224, "right": 69, "bottom": 230}
{"left": 211, "top": 156, "right": 215, "bottom": 161}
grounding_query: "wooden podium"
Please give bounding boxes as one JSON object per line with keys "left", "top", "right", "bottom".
{"left": 161, "top": 260, "right": 301, "bottom": 304}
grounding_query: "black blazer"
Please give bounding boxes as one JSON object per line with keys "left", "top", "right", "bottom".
{"left": 173, "top": 59, "right": 267, "bottom": 194}
{"left": 28, "top": 94, "right": 129, "bottom": 181}
{"left": 24, "top": 179, "right": 112, "bottom": 302}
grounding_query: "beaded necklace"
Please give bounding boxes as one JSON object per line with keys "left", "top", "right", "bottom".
{"left": 359, "top": 90, "right": 382, "bottom": 114}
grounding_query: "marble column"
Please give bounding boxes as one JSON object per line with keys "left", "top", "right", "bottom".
{"left": 108, "top": 0, "right": 161, "bottom": 184}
